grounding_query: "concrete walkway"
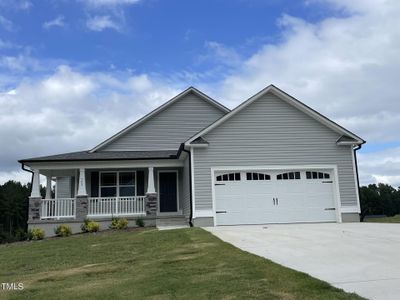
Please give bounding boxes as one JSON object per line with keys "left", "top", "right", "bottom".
{"left": 205, "top": 223, "right": 400, "bottom": 300}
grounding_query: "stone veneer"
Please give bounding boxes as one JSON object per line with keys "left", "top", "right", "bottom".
{"left": 75, "top": 196, "right": 88, "bottom": 221}
{"left": 28, "top": 197, "right": 42, "bottom": 221}
{"left": 145, "top": 193, "right": 157, "bottom": 217}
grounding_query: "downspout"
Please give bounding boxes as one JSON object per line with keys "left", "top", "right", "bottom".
{"left": 353, "top": 141, "right": 366, "bottom": 220}
{"left": 21, "top": 163, "right": 34, "bottom": 232}
{"left": 182, "top": 147, "right": 194, "bottom": 227}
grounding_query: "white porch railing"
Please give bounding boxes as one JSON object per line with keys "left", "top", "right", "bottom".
{"left": 41, "top": 198, "right": 76, "bottom": 219}
{"left": 88, "top": 196, "right": 146, "bottom": 217}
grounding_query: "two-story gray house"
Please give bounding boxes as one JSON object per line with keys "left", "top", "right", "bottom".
{"left": 19, "top": 85, "right": 365, "bottom": 235}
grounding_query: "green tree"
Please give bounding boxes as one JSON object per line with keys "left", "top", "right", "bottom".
{"left": 360, "top": 183, "right": 400, "bottom": 221}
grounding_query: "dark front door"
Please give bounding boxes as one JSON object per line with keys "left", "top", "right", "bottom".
{"left": 159, "top": 172, "right": 178, "bottom": 212}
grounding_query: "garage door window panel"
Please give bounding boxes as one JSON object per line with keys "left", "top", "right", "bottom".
{"left": 306, "top": 171, "right": 330, "bottom": 180}
{"left": 246, "top": 172, "right": 271, "bottom": 181}
{"left": 216, "top": 173, "right": 241, "bottom": 182}
{"left": 277, "top": 172, "right": 301, "bottom": 180}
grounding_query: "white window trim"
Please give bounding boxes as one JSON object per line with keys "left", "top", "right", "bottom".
{"left": 98, "top": 171, "right": 137, "bottom": 198}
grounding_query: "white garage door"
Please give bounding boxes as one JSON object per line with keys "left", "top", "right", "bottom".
{"left": 214, "top": 169, "right": 337, "bottom": 225}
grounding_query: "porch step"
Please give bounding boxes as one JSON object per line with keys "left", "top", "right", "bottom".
{"left": 156, "top": 216, "right": 189, "bottom": 229}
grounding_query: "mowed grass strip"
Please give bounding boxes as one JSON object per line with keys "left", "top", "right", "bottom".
{"left": 0, "top": 228, "right": 363, "bottom": 300}
{"left": 365, "top": 214, "right": 400, "bottom": 223}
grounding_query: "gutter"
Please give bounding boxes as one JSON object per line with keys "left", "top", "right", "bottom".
{"left": 181, "top": 145, "right": 194, "bottom": 227}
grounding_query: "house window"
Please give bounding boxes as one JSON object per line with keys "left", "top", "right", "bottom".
{"left": 99, "top": 171, "right": 136, "bottom": 197}
{"left": 246, "top": 172, "right": 271, "bottom": 180}
{"left": 100, "top": 172, "right": 117, "bottom": 197}
{"left": 306, "top": 171, "right": 330, "bottom": 180}
{"left": 277, "top": 172, "right": 301, "bottom": 180}
{"left": 119, "top": 172, "right": 136, "bottom": 196}
{"left": 216, "top": 173, "right": 241, "bottom": 182}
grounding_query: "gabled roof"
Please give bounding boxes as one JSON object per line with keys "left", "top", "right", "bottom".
{"left": 89, "top": 87, "right": 230, "bottom": 153}
{"left": 185, "top": 84, "right": 365, "bottom": 145}
{"left": 19, "top": 150, "right": 180, "bottom": 163}
{"left": 336, "top": 135, "right": 361, "bottom": 145}
{"left": 190, "top": 137, "right": 209, "bottom": 145}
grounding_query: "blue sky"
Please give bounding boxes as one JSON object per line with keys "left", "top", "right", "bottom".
{"left": 1, "top": 0, "right": 338, "bottom": 76}
{"left": 1, "top": 0, "right": 400, "bottom": 186}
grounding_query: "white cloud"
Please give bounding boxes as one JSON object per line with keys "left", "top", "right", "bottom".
{"left": 0, "top": 54, "right": 40, "bottom": 72}
{"left": 0, "top": 65, "right": 181, "bottom": 183}
{"left": 0, "top": 38, "right": 15, "bottom": 49}
{"left": 0, "top": 15, "right": 13, "bottom": 31}
{"left": 0, "top": 170, "right": 32, "bottom": 185}
{"left": 201, "top": 41, "right": 242, "bottom": 66}
{"left": 0, "top": 0, "right": 32, "bottom": 11}
{"left": 358, "top": 147, "right": 400, "bottom": 187}
{"left": 43, "top": 15, "right": 65, "bottom": 30}
{"left": 214, "top": 0, "right": 400, "bottom": 146}
{"left": 86, "top": 15, "right": 120, "bottom": 31}
{"left": 80, "top": 0, "right": 140, "bottom": 8}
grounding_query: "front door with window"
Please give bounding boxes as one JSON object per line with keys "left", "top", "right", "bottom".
{"left": 159, "top": 172, "right": 178, "bottom": 212}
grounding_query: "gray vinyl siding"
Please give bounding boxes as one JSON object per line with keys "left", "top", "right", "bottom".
{"left": 193, "top": 91, "right": 358, "bottom": 210}
{"left": 56, "top": 177, "right": 72, "bottom": 198}
{"left": 102, "top": 92, "right": 226, "bottom": 151}
{"left": 181, "top": 155, "right": 191, "bottom": 217}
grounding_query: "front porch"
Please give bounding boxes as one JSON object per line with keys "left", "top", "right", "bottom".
{"left": 27, "top": 162, "right": 188, "bottom": 231}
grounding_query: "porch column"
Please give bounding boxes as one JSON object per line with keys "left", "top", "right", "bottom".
{"left": 147, "top": 167, "right": 155, "bottom": 194}
{"left": 45, "top": 176, "right": 52, "bottom": 199}
{"left": 145, "top": 167, "right": 157, "bottom": 218}
{"left": 77, "top": 168, "right": 87, "bottom": 196}
{"left": 76, "top": 168, "right": 88, "bottom": 221}
{"left": 31, "top": 169, "right": 41, "bottom": 198}
{"left": 29, "top": 169, "right": 42, "bottom": 221}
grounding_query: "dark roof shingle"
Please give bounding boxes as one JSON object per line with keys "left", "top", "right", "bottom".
{"left": 19, "top": 150, "right": 179, "bottom": 163}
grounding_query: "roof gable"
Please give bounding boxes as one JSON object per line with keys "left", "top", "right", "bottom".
{"left": 185, "top": 85, "right": 365, "bottom": 145}
{"left": 90, "top": 87, "right": 230, "bottom": 152}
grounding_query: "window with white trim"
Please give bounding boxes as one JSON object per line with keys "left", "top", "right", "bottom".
{"left": 99, "top": 171, "right": 136, "bottom": 197}
{"left": 246, "top": 172, "right": 271, "bottom": 180}
{"left": 216, "top": 172, "right": 241, "bottom": 182}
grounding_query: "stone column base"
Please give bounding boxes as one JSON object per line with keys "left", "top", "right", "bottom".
{"left": 145, "top": 193, "right": 157, "bottom": 217}
{"left": 75, "top": 195, "right": 88, "bottom": 221}
{"left": 28, "top": 197, "right": 42, "bottom": 221}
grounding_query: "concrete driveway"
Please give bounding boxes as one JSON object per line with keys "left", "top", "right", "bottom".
{"left": 205, "top": 223, "right": 400, "bottom": 300}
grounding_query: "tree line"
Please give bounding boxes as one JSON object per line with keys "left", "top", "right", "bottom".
{"left": 0, "top": 180, "right": 399, "bottom": 243}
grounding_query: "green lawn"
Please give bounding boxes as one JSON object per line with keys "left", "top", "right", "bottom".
{"left": 365, "top": 214, "right": 400, "bottom": 223}
{"left": 0, "top": 228, "right": 363, "bottom": 300}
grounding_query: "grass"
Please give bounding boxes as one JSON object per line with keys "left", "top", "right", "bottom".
{"left": 0, "top": 228, "right": 363, "bottom": 300}
{"left": 365, "top": 214, "right": 400, "bottom": 223}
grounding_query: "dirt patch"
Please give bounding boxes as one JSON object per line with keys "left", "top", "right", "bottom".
{"left": 26, "top": 263, "right": 118, "bottom": 285}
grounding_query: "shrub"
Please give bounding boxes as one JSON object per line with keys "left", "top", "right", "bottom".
{"left": 136, "top": 218, "right": 145, "bottom": 227}
{"left": 28, "top": 228, "right": 45, "bottom": 240}
{"left": 81, "top": 219, "right": 100, "bottom": 233}
{"left": 110, "top": 217, "right": 128, "bottom": 230}
{"left": 14, "top": 228, "right": 28, "bottom": 241}
{"left": 54, "top": 224, "right": 72, "bottom": 237}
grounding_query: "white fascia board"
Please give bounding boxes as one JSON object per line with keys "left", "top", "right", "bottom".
{"left": 188, "top": 144, "right": 209, "bottom": 148}
{"left": 185, "top": 85, "right": 364, "bottom": 145}
{"left": 25, "top": 159, "right": 184, "bottom": 170}
{"left": 90, "top": 87, "right": 229, "bottom": 153}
